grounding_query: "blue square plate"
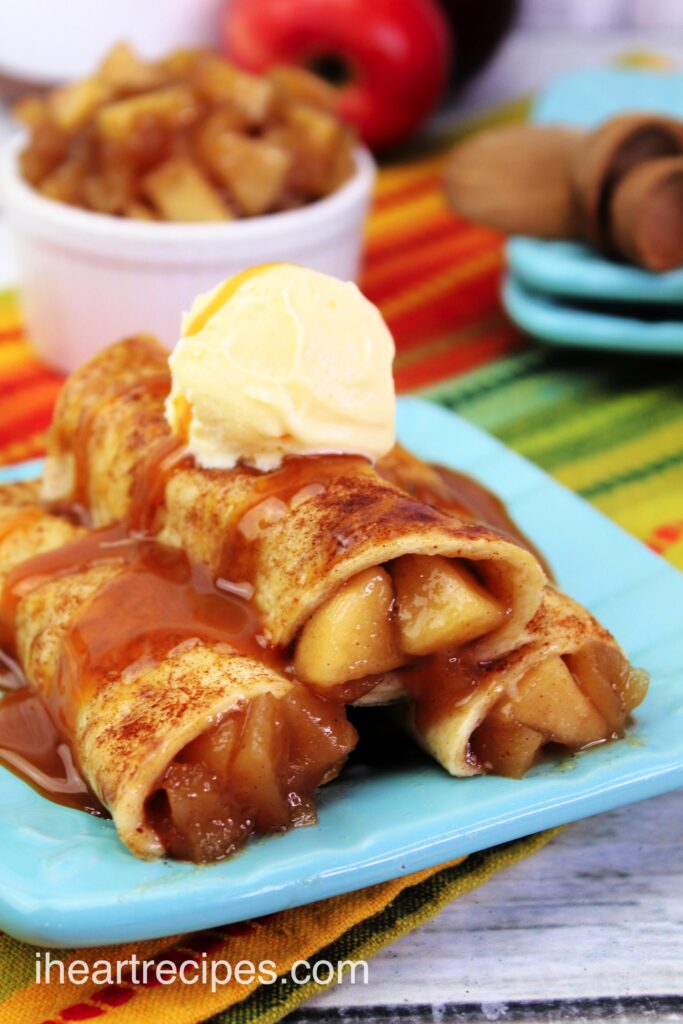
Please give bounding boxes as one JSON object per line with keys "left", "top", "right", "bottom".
{"left": 504, "top": 67, "right": 683, "bottom": 343}
{"left": 0, "top": 397, "right": 681, "bottom": 948}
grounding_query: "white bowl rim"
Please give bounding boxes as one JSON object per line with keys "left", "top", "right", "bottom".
{"left": 0, "top": 133, "right": 376, "bottom": 256}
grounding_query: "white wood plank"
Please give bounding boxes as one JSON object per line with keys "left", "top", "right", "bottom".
{"left": 294, "top": 790, "right": 683, "bottom": 1020}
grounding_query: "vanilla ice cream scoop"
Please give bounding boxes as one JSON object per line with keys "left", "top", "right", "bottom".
{"left": 166, "top": 264, "right": 396, "bottom": 471}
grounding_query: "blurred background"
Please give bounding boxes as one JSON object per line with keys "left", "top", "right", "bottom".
{"left": 456, "top": 0, "right": 683, "bottom": 115}
{"left": 2, "top": 0, "right": 683, "bottom": 137}
{"left": 1, "top": 0, "right": 683, "bottom": 280}
{"left": 522, "top": 0, "right": 683, "bottom": 28}
{"left": 2, "top": 0, "right": 683, "bottom": 105}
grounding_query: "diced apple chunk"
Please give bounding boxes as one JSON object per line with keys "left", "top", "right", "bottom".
{"left": 267, "top": 102, "right": 354, "bottom": 196}
{"left": 269, "top": 65, "right": 340, "bottom": 113}
{"left": 142, "top": 157, "right": 232, "bottom": 222}
{"left": 49, "top": 77, "right": 112, "bottom": 133}
{"left": 98, "top": 42, "right": 167, "bottom": 94}
{"left": 14, "top": 95, "right": 50, "bottom": 130}
{"left": 229, "top": 693, "right": 290, "bottom": 831}
{"left": 159, "top": 48, "right": 211, "bottom": 78}
{"left": 82, "top": 166, "right": 135, "bottom": 215}
{"left": 568, "top": 639, "right": 648, "bottom": 725}
{"left": 471, "top": 717, "right": 545, "bottom": 778}
{"left": 124, "top": 200, "right": 157, "bottom": 220}
{"left": 199, "top": 131, "right": 292, "bottom": 216}
{"left": 295, "top": 568, "right": 403, "bottom": 687}
{"left": 510, "top": 655, "right": 608, "bottom": 748}
{"left": 193, "top": 55, "right": 275, "bottom": 125}
{"left": 39, "top": 161, "right": 86, "bottom": 204}
{"left": 97, "top": 85, "right": 199, "bottom": 141}
{"left": 621, "top": 667, "right": 649, "bottom": 713}
{"left": 181, "top": 710, "right": 242, "bottom": 779}
{"left": 286, "top": 101, "right": 339, "bottom": 142}
{"left": 391, "top": 554, "right": 504, "bottom": 656}
{"left": 566, "top": 641, "right": 627, "bottom": 734}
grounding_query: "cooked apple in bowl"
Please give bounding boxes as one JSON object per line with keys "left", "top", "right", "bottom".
{"left": 15, "top": 43, "right": 356, "bottom": 221}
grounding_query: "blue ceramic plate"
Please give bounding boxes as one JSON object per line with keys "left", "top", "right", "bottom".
{"left": 533, "top": 66, "right": 683, "bottom": 128}
{"left": 502, "top": 274, "right": 683, "bottom": 354}
{"left": 505, "top": 67, "right": 683, "bottom": 322}
{"left": 0, "top": 397, "right": 681, "bottom": 948}
{"left": 508, "top": 238, "right": 683, "bottom": 306}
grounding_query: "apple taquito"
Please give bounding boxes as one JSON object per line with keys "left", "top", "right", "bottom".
{"left": 379, "top": 447, "right": 648, "bottom": 776}
{"left": 402, "top": 587, "right": 648, "bottom": 777}
{"left": 42, "top": 337, "right": 547, "bottom": 705}
{"left": 0, "top": 496, "right": 356, "bottom": 861}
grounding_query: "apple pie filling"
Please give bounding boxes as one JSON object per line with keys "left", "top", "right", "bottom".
{"left": 295, "top": 554, "right": 505, "bottom": 694}
{"left": 471, "top": 641, "right": 649, "bottom": 777}
{"left": 146, "top": 686, "right": 356, "bottom": 862}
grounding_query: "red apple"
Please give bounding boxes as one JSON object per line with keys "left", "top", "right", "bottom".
{"left": 222, "top": 0, "right": 453, "bottom": 150}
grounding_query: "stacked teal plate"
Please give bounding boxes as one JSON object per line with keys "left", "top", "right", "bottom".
{"left": 503, "top": 275, "right": 683, "bottom": 355}
{"left": 503, "top": 67, "right": 683, "bottom": 354}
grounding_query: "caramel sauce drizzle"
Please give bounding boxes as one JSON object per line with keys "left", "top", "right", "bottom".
{"left": 0, "top": 518, "right": 281, "bottom": 813}
{"left": 0, "top": 687, "right": 105, "bottom": 815}
{"left": 69, "top": 372, "right": 171, "bottom": 509}
{"left": 0, "top": 363, "right": 551, "bottom": 818}
{"left": 402, "top": 649, "right": 492, "bottom": 734}
{"left": 377, "top": 449, "right": 552, "bottom": 578}
{"left": 217, "top": 453, "right": 370, "bottom": 581}
{"left": 1, "top": 525, "right": 127, "bottom": 651}
{"left": 128, "top": 434, "right": 191, "bottom": 534}
{"left": 183, "top": 266, "right": 276, "bottom": 337}
{"left": 2, "top": 524, "right": 282, "bottom": 726}
{"left": 0, "top": 514, "right": 107, "bottom": 811}
{"left": 53, "top": 532, "right": 282, "bottom": 734}
{"left": 0, "top": 648, "right": 24, "bottom": 691}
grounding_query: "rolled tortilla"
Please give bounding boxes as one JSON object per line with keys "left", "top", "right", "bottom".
{"left": 42, "top": 338, "right": 547, "bottom": 702}
{"left": 403, "top": 586, "right": 648, "bottom": 777}
{"left": 376, "top": 447, "right": 648, "bottom": 776}
{"left": 0, "top": 500, "right": 356, "bottom": 861}
{"left": 0, "top": 479, "right": 42, "bottom": 510}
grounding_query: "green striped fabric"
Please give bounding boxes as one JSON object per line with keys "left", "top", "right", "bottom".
{"left": 423, "top": 345, "right": 683, "bottom": 567}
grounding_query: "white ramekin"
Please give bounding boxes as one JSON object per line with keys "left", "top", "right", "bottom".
{"left": 0, "top": 136, "right": 376, "bottom": 372}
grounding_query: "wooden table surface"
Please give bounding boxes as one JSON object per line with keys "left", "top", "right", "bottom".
{"left": 288, "top": 789, "right": 683, "bottom": 1023}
